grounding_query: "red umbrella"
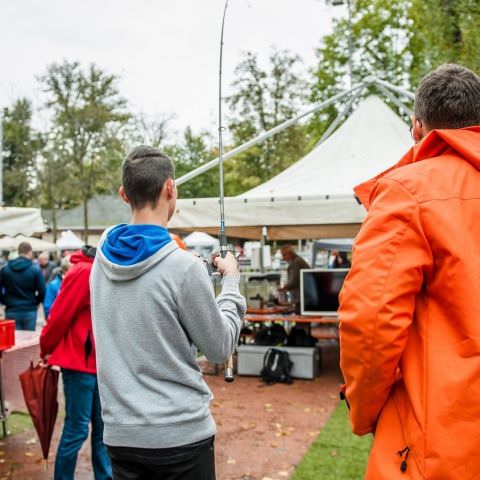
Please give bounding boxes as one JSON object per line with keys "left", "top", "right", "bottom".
{"left": 19, "top": 362, "right": 59, "bottom": 460}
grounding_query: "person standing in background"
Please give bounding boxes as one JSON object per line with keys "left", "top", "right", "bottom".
{"left": 43, "top": 256, "right": 72, "bottom": 318}
{"left": 40, "top": 246, "right": 112, "bottom": 480}
{"left": 0, "top": 242, "right": 45, "bottom": 330}
{"left": 37, "top": 251, "right": 55, "bottom": 283}
{"left": 277, "top": 245, "right": 310, "bottom": 308}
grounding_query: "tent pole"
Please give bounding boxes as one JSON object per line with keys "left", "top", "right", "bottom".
{"left": 373, "top": 78, "right": 415, "bottom": 101}
{"left": 374, "top": 84, "right": 413, "bottom": 116}
{"left": 314, "top": 88, "right": 362, "bottom": 146}
{"left": 176, "top": 83, "right": 366, "bottom": 186}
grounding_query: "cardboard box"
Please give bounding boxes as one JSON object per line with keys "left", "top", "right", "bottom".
{"left": 237, "top": 345, "right": 320, "bottom": 379}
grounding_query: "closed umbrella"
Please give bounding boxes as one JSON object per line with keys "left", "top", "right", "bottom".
{"left": 19, "top": 362, "right": 59, "bottom": 460}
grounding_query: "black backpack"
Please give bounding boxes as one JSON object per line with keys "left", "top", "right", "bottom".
{"left": 260, "top": 348, "right": 294, "bottom": 385}
{"left": 254, "top": 324, "right": 287, "bottom": 346}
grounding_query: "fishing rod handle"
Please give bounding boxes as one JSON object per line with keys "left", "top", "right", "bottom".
{"left": 224, "top": 355, "right": 234, "bottom": 383}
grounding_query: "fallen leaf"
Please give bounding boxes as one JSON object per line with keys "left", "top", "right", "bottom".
{"left": 227, "top": 457, "right": 236, "bottom": 465}
{"left": 330, "top": 450, "right": 338, "bottom": 457}
{"left": 25, "top": 452, "right": 35, "bottom": 457}
{"left": 25, "top": 438, "right": 36, "bottom": 445}
{"left": 304, "top": 407, "right": 311, "bottom": 413}
{"left": 264, "top": 403, "right": 272, "bottom": 408}
{"left": 278, "top": 471, "right": 289, "bottom": 477}
{"left": 270, "top": 442, "right": 279, "bottom": 447}
{"left": 275, "top": 423, "right": 282, "bottom": 429}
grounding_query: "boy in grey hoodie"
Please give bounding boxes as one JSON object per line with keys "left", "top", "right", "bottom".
{"left": 90, "top": 146, "right": 245, "bottom": 480}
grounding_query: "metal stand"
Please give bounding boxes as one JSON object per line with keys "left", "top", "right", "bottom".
{"left": 0, "top": 351, "right": 8, "bottom": 436}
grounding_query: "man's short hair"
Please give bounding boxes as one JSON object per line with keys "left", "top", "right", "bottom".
{"left": 122, "top": 146, "right": 175, "bottom": 210}
{"left": 415, "top": 64, "right": 480, "bottom": 129}
{"left": 18, "top": 242, "right": 32, "bottom": 255}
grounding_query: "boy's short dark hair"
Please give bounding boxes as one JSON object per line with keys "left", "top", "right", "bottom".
{"left": 18, "top": 242, "right": 32, "bottom": 255}
{"left": 122, "top": 146, "right": 175, "bottom": 210}
{"left": 415, "top": 64, "right": 480, "bottom": 129}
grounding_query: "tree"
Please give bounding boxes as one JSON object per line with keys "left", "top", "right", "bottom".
{"left": 409, "top": 0, "right": 480, "bottom": 85}
{"left": 309, "top": 0, "right": 412, "bottom": 139}
{"left": 39, "top": 60, "right": 130, "bottom": 241}
{"left": 225, "top": 49, "right": 310, "bottom": 195}
{"left": 165, "top": 127, "right": 219, "bottom": 199}
{"left": 1, "top": 98, "right": 42, "bottom": 206}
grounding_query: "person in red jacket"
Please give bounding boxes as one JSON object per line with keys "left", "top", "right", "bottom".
{"left": 40, "top": 246, "right": 112, "bottom": 480}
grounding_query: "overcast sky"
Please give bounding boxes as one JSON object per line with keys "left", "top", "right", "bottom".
{"left": 1, "top": 0, "right": 345, "bottom": 134}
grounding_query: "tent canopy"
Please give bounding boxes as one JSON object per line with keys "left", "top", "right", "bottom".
{"left": 169, "top": 95, "right": 412, "bottom": 239}
{"left": 0, "top": 207, "right": 46, "bottom": 237}
{"left": 184, "top": 231, "right": 219, "bottom": 248}
{"left": 0, "top": 235, "right": 57, "bottom": 252}
{"left": 56, "top": 230, "right": 84, "bottom": 250}
{"left": 242, "top": 96, "right": 411, "bottom": 199}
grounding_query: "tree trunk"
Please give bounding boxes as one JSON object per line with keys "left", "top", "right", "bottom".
{"left": 83, "top": 196, "right": 89, "bottom": 244}
{"left": 52, "top": 206, "right": 58, "bottom": 243}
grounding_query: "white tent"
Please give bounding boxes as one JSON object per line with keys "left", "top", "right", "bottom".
{"left": 184, "top": 231, "right": 219, "bottom": 248}
{"left": 56, "top": 230, "right": 84, "bottom": 250}
{"left": 0, "top": 207, "right": 46, "bottom": 237}
{"left": 169, "top": 95, "right": 412, "bottom": 239}
{"left": 242, "top": 96, "right": 411, "bottom": 199}
{"left": 0, "top": 235, "right": 57, "bottom": 252}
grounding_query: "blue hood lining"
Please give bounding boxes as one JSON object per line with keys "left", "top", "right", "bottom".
{"left": 102, "top": 224, "right": 173, "bottom": 266}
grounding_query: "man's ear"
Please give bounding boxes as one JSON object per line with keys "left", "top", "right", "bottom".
{"left": 165, "top": 179, "right": 175, "bottom": 199}
{"left": 119, "top": 186, "right": 129, "bottom": 204}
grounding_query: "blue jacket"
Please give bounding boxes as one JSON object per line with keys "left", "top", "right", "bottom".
{"left": 0, "top": 257, "right": 46, "bottom": 312}
{"left": 44, "top": 274, "right": 62, "bottom": 318}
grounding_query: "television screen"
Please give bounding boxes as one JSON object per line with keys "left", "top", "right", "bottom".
{"left": 300, "top": 268, "right": 349, "bottom": 316}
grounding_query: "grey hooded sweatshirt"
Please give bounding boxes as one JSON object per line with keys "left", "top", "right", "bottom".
{"left": 90, "top": 239, "right": 245, "bottom": 449}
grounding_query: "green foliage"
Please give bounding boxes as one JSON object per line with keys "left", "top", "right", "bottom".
{"left": 1, "top": 99, "right": 43, "bottom": 206}
{"left": 225, "top": 49, "right": 310, "bottom": 195}
{"left": 292, "top": 402, "right": 372, "bottom": 480}
{"left": 39, "top": 60, "right": 130, "bottom": 239}
{"left": 310, "top": 0, "right": 412, "bottom": 140}
{"left": 165, "top": 127, "right": 219, "bottom": 199}
{"left": 409, "top": 0, "right": 480, "bottom": 85}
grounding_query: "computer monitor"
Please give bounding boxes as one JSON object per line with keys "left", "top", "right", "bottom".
{"left": 300, "top": 268, "right": 349, "bottom": 316}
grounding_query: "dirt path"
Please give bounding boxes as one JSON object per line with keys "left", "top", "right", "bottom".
{"left": 0, "top": 343, "right": 341, "bottom": 480}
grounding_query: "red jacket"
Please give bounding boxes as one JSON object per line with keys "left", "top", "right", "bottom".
{"left": 339, "top": 126, "right": 480, "bottom": 479}
{"left": 40, "top": 251, "right": 96, "bottom": 374}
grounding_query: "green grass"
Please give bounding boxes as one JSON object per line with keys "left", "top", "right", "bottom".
{"left": 5, "top": 411, "right": 33, "bottom": 435}
{"left": 292, "top": 402, "right": 373, "bottom": 480}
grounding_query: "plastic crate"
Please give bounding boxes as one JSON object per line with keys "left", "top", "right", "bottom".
{"left": 0, "top": 320, "right": 15, "bottom": 351}
{"left": 237, "top": 345, "right": 320, "bottom": 379}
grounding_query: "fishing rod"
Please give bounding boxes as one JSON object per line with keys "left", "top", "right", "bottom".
{"left": 218, "top": 0, "right": 235, "bottom": 383}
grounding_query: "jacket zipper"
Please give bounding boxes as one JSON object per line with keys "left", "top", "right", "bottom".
{"left": 397, "top": 446, "right": 410, "bottom": 473}
{"left": 392, "top": 394, "right": 418, "bottom": 474}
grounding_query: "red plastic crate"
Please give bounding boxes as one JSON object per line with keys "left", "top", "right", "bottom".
{"left": 0, "top": 320, "right": 15, "bottom": 351}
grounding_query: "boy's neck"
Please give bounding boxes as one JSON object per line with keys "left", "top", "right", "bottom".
{"left": 130, "top": 206, "right": 169, "bottom": 227}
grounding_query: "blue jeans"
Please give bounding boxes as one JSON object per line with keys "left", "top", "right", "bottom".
{"left": 55, "top": 369, "right": 112, "bottom": 480}
{"left": 5, "top": 309, "right": 37, "bottom": 331}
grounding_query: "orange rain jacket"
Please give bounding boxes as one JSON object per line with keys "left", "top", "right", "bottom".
{"left": 339, "top": 126, "right": 480, "bottom": 479}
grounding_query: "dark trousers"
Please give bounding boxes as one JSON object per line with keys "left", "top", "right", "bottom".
{"left": 107, "top": 436, "right": 215, "bottom": 480}
{"left": 6, "top": 309, "right": 37, "bottom": 331}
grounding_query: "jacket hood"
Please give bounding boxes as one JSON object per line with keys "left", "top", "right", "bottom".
{"left": 9, "top": 256, "right": 33, "bottom": 272}
{"left": 97, "top": 224, "right": 177, "bottom": 281}
{"left": 69, "top": 250, "right": 95, "bottom": 265}
{"left": 355, "top": 126, "right": 480, "bottom": 209}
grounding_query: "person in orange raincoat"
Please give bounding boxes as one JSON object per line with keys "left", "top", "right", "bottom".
{"left": 339, "top": 64, "right": 480, "bottom": 479}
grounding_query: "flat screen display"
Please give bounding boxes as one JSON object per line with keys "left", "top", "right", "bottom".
{"left": 300, "top": 268, "right": 349, "bottom": 316}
